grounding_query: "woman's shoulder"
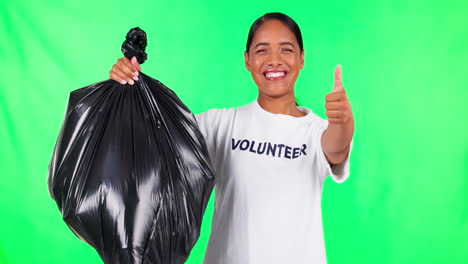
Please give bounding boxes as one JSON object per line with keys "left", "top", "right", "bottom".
{"left": 196, "top": 106, "right": 236, "bottom": 120}
{"left": 297, "top": 105, "right": 327, "bottom": 122}
{"left": 195, "top": 101, "right": 255, "bottom": 122}
{"left": 194, "top": 105, "right": 241, "bottom": 127}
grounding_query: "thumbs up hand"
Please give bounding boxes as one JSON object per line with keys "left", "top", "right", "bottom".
{"left": 325, "top": 65, "right": 353, "bottom": 124}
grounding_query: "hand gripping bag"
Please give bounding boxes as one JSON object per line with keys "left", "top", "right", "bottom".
{"left": 48, "top": 28, "right": 214, "bottom": 264}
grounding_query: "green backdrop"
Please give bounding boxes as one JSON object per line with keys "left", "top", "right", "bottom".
{"left": 1, "top": 0, "right": 467, "bottom": 263}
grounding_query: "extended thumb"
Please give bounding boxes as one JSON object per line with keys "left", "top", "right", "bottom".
{"left": 334, "top": 65, "right": 343, "bottom": 91}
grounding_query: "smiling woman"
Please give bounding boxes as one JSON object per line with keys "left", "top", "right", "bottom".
{"left": 109, "top": 12, "right": 354, "bottom": 264}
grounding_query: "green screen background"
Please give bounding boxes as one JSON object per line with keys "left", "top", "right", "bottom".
{"left": 1, "top": 0, "right": 467, "bottom": 263}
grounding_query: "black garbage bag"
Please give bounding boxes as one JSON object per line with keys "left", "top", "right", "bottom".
{"left": 48, "top": 27, "right": 214, "bottom": 264}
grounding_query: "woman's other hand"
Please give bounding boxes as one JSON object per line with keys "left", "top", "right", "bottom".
{"left": 109, "top": 56, "right": 141, "bottom": 85}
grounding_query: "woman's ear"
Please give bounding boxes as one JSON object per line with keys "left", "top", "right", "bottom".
{"left": 300, "top": 49, "right": 305, "bottom": 69}
{"left": 244, "top": 51, "right": 251, "bottom": 72}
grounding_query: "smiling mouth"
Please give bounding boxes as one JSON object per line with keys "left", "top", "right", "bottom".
{"left": 263, "top": 71, "right": 288, "bottom": 81}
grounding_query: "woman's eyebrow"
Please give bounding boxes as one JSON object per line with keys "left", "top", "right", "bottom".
{"left": 254, "top": 42, "right": 295, "bottom": 49}
{"left": 254, "top": 42, "right": 269, "bottom": 49}
{"left": 280, "top": 42, "right": 295, "bottom": 47}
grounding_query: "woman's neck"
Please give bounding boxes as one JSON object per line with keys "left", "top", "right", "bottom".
{"left": 257, "top": 94, "right": 306, "bottom": 117}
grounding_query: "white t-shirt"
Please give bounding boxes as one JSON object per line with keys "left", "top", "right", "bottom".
{"left": 195, "top": 100, "right": 351, "bottom": 264}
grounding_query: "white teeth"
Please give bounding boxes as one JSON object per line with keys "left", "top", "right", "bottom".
{"left": 265, "top": 72, "right": 285, "bottom": 78}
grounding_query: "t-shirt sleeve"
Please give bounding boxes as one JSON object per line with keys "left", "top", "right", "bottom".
{"left": 314, "top": 118, "right": 352, "bottom": 183}
{"left": 195, "top": 108, "right": 235, "bottom": 182}
{"left": 195, "top": 110, "right": 218, "bottom": 168}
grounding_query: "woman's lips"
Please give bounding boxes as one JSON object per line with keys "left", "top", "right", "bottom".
{"left": 263, "top": 70, "right": 288, "bottom": 81}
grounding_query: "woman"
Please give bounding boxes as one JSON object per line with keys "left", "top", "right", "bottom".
{"left": 110, "top": 12, "right": 354, "bottom": 264}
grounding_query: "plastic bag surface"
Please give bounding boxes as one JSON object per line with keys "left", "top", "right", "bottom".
{"left": 48, "top": 28, "right": 214, "bottom": 264}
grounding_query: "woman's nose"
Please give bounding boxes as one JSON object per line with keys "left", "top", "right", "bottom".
{"left": 266, "top": 52, "right": 283, "bottom": 67}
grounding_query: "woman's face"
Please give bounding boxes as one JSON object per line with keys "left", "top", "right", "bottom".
{"left": 244, "top": 19, "right": 304, "bottom": 100}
